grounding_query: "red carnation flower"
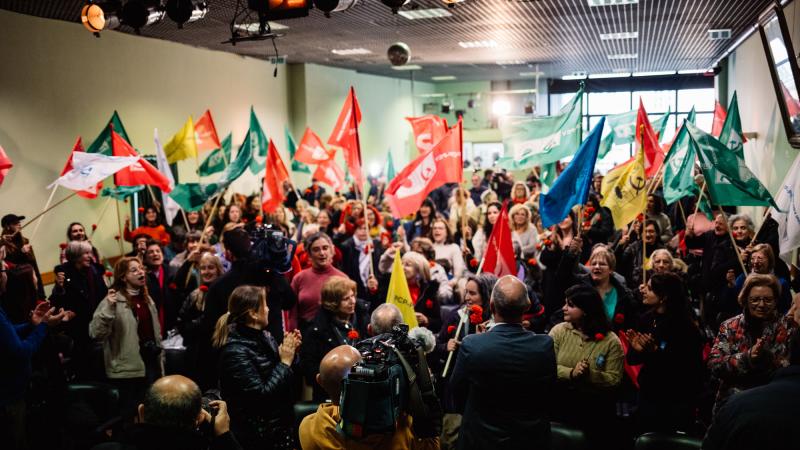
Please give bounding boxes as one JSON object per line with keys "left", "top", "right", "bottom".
{"left": 428, "top": 260, "right": 436, "bottom": 268}
{"left": 586, "top": 206, "right": 596, "bottom": 215}
{"left": 470, "top": 305, "right": 483, "bottom": 315}
{"left": 536, "top": 242, "right": 543, "bottom": 251}
{"left": 636, "top": 213, "right": 644, "bottom": 222}
{"left": 613, "top": 313, "right": 625, "bottom": 324}
{"left": 242, "top": 218, "right": 248, "bottom": 224}
{"left": 583, "top": 211, "right": 591, "bottom": 219}
{"left": 544, "top": 239, "right": 553, "bottom": 246}
{"left": 426, "top": 299, "right": 434, "bottom": 309}
{"left": 91, "top": 224, "right": 97, "bottom": 230}
{"left": 386, "top": 220, "right": 394, "bottom": 228}
{"left": 255, "top": 215, "right": 263, "bottom": 223}
{"left": 138, "top": 207, "right": 145, "bottom": 213}
{"left": 469, "top": 258, "right": 478, "bottom": 268}
{"left": 594, "top": 332, "right": 605, "bottom": 341}
{"left": 447, "top": 325, "right": 456, "bottom": 335}
{"left": 527, "top": 258, "right": 537, "bottom": 266}
{"left": 104, "top": 271, "right": 113, "bottom": 277}
{"left": 347, "top": 329, "right": 360, "bottom": 340}
{"left": 199, "top": 285, "right": 209, "bottom": 292}
{"left": 59, "top": 242, "right": 67, "bottom": 249}
{"left": 368, "top": 286, "right": 378, "bottom": 294}
{"left": 168, "top": 282, "right": 177, "bottom": 290}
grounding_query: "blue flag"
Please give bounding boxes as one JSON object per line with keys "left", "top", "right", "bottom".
{"left": 539, "top": 117, "right": 604, "bottom": 228}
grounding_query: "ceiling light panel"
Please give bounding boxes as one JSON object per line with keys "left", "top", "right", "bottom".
{"left": 587, "top": 0, "right": 638, "bottom": 6}
{"left": 431, "top": 75, "right": 457, "bottom": 81}
{"left": 607, "top": 53, "right": 638, "bottom": 60}
{"left": 599, "top": 31, "right": 638, "bottom": 40}
{"left": 391, "top": 64, "right": 423, "bottom": 70}
{"left": 458, "top": 40, "right": 498, "bottom": 49}
{"left": 331, "top": 48, "right": 372, "bottom": 56}
{"left": 397, "top": 8, "right": 452, "bottom": 19}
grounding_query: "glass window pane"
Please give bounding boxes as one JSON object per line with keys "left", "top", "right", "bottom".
{"left": 597, "top": 144, "right": 633, "bottom": 173}
{"left": 588, "top": 116, "right": 604, "bottom": 131}
{"left": 678, "top": 88, "right": 715, "bottom": 113}
{"left": 695, "top": 113, "right": 714, "bottom": 133}
{"left": 632, "top": 90, "right": 676, "bottom": 114}
{"left": 657, "top": 115, "right": 678, "bottom": 143}
{"left": 588, "top": 91, "right": 631, "bottom": 115}
{"left": 549, "top": 92, "right": 585, "bottom": 115}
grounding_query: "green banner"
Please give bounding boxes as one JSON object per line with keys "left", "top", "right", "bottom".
{"left": 198, "top": 133, "right": 232, "bottom": 177}
{"left": 719, "top": 91, "right": 745, "bottom": 159}
{"left": 598, "top": 108, "right": 671, "bottom": 159}
{"left": 101, "top": 185, "right": 144, "bottom": 200}
{"left": 662, "top": 108, "right": 696, "bottom": 205}
{"left": 287, "top": 126, "right": 311, "bottom": 174}
{"left": 86, "top": 111, "right": 132, "bottom": 155}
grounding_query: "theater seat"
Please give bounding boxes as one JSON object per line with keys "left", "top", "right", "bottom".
{"left": 294, "top": 401, "right": 320, "bottom": 428}
{"left": 550, "top": 422, "right": 588, "bottom": 450}
{"left": 62, "top": 383, "right": 122, "bottom": 450}
{"left": 634, "top": 432, "right": 702, "bottom": 450}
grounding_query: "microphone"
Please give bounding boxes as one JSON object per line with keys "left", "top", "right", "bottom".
{"left": 408, "top": 327, "right": 436, "bottom": 354}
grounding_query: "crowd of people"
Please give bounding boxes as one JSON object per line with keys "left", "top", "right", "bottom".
{"left": 1, "top": 168, "right": 799, "bottom": 450}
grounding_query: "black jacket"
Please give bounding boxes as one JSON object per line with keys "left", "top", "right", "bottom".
{"left": 685, "top": 230, "right": 741, "bottom": 297}
{"left": 415, "top": 280, "right": 443, "bottom": 334}
{"left": 90, "top": 423, "right": 241, "bottom": 450}
{"left": 451, "top": 323, "right": 556, "bottom": 450}
{"left": 146, "top": 264, "right": 179, "bottom": 336}
{"left": 217, "top": 325, "right": 296, "bottom": 450}
{"left": 615, "top": 240, "right": 664, "bottom": 290}
{"left": 338, "top": 237, "right": 386, "bottom": 305}
{"left": 49, "top": 262, "right": 108, "bottom": 356}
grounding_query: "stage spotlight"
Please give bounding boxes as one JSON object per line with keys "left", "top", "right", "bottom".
{"left": 387, "top": 42, "right": 410, "bottom": 66}
{"left": 81, "top": 2, "right": 121, "bottom": 36}
{"left": 380, "top": 0, "right": 409, "bottom": 13}
{"left": 121, "top": 0, "right": 165, "bottom": 33}
{"left": 166, "top": 0, "right": 208, "bottom": 28}
{"left": 313, "top": 0, "right": 358, "bottom": 18}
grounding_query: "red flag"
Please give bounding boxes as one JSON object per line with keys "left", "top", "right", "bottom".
{"left": 481, "top": 204, "right": 517, "bottom": 277}
{"left": 328, "top": 87, "right": 363, "bottom": 188}
{"left": 194, "top": 109, "right": 221, "bottom": 152}
{"left": 711, "top": 101, "right": 727, "bottom": 137}
{"left": 635, "top": 100, "right": 664, "bottom": 178}
{"left": 112, "top": 131, "right": 172, "bottom": 193}
{"left": 385, "top": 120, "right": 463, "bottom": 218}
{"left": 0, "top": 145, "right": 13, "bottom": 187}
{"left": 406, "top": 114, "right": 449, "bottom": 154}
{"left": 262, "top": 140, "right": 291, "bottom": 213}
{"left": 781, "top": 83, "right": 800, "bottom": 117}
{"left": 59, "top": 137, "right": 101, "bottom": 198}
{"left": 313, "top": 158, "right": 347, "bottom": 192}
{"left": 295, "top": 127, "right": 334, "bottom": 165}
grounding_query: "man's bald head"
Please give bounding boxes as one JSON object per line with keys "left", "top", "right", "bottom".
{"left": 490, "top": 275, "right": 530, "bottom": 323}
{"left": 316, "top": 345, "right": 362, "bottom": 405}
{"left": 369, "top": 303, "right": 403, "bottom": 336}
{"left": 139, "top": 375, "right": 202, "bottom": 430}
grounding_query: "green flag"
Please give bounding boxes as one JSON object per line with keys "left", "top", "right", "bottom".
{"left": 86, "top": 111, "right": 132, "bottom": 155}
{"left": 286, "top": 126, "right": 311, "bottom": 174}
{"left": 598, "top": 133, "right": 615, "bottom": 159}
{"left": 385, "top": 149, "right": 396, "bottom": 181}
{"left": 686, "top": 121, "right": 777, "bottom": 208}
{"left": 170, "top": 183, "right": 217, "bottom": 212}
{"left": 652, "top": 107, "right": 671, "bottom": 140}
{"left": 540, "top": 162, "right": 558, "bottom": 192}
{"left": 248, "top": 108, "right": 269, "bottom": 173}
{"left": 101, "top": 185, "right": 145, "bottom": 200}
{"left": 598, "top": 108, "right": 671, "bottom": 160}
{"left": 662, "top": 108, "right": 697, "bottom": 204}
{"left": 198, "top": 133, "right": 232, "bottom": 177}
{"left": 217, "top": 129, "right": 254, "bottom": 191}
{"left": 719, "top": 91, "right": 746, "bottom": 159}
{"left": 496, "top": 87, "right": 584, "bottom": 169}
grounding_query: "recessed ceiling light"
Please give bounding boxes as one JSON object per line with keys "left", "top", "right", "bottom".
{"left": 431, "top": 75, "right": 457, "bottom": 81}
{"left": 588, "top": 72, "right": 631, "bottom": 79}
{"left": 331, "top": 48, "right": 372, "bottom": 56}
{"left": 708, "top": 29, "right": 732, "bottom": 40}
{"left": 599, "top": 31, "right": 638, "bottom": 40}
{"left": 678, "top": 69, "right": 708, "bottom": 74}
{"left": 632, "top": 70, "right": 676, "bottom": 77}
{"left": 588, "top": 0, "right": 638, "bottom": 6}
{"left": 519, "top": 71, "right": 545, "bottom": 77}
{"left": 391, "top": 64, "right": 423, "bottom": 71}
{"left": 458, "top": 40, "right": 498, "bottom": 49}
{"left": 496, "top": 60, "right": 527, "bottom": 65}
{"left": 607, "top": 53, "right": 638, "bottom": 60}
{"left": 233, "top": 22, "right": 289, "bottom": 33}
{"left": 397, "top": 8, "right": 452, "bottom": 19}
{"left": 562, "top": 73, "right": 588, "bottom": 80}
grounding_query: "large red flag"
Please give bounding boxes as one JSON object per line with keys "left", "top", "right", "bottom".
{"left": 385, "top": 120, "right": 463, "bottom": 218}
{"left": 262, "top": 140, "right": 291, "bottom": 213}
{"left": 481, "top": 204, "right": 517, "bottom": 277}
{"left": 313, "top": 158, "right": 347, "bottom": 192}
{"left": 112, "top": 131, "right": 172, "bottom": 193}
{"left": 194, "top": 109, "right": 221, "bottom": 152}
{"left": 711, "top": 101, "right": 727, "bottom": 137}
{"left": 406, "top": 114, "right": 449, "bottom": 154}
{"left": 635, "top": 100, "right": 664, "bottom": 178}
{"left": 60, "top": 137, "right": 101, "bottom": 198}
{"left": 328, "top": 87, "right": 364, "bottom": 188}
{"left": 295, "top": 127, "right": 334, "bottom": 165}
{"left": 0, "top": 145, "right": 13, "bottom": 187}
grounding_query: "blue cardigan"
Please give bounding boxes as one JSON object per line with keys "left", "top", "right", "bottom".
{"left": 0, "top": 306, "right": 47, "bottom": 406}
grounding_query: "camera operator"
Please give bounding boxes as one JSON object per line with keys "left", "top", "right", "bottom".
{"left": 91, "top": 375, "right": 241, "bottom": 450}
{"left": 299, "top": 345, "right": 441, "bottom": 450}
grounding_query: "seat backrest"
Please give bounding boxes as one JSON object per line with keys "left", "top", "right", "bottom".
{"left": 550, "top": 422, "right": 589, "bottom": 450}
{"left": 634, "top": 432, "right": 702, "bottom": 450}
{"left": 294, "top": 401, "right": 320, "bottom": 428}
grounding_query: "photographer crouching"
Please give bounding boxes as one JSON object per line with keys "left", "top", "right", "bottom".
{"left": 92, "top": 375, "right": 241, "bottom": 450}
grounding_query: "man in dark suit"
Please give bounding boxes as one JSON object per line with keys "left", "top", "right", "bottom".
{"left": 450, "top": 275, "right": 556, "bottom": 450}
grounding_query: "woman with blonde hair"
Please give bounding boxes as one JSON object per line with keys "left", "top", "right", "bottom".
{"left": 509, "top": 203, "right": 538, "bottom": 259}
{"left": 510, "top": 181, "right": 530, "bottom": 205}
{"left": 215, "top": 285, "right": 302, "bottom": 450}
{"left": 431, "top": 218, "right": 466, "bottom": 278}
{"left": 89, "top": 256, "right": 162, "bottom": 421}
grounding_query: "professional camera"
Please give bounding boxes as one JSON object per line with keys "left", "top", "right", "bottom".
{"left": 248, "top": 224, "right": 296, "bottom": 273}
{"left": 339, "top": 324, "right": 438, "bottom": 439}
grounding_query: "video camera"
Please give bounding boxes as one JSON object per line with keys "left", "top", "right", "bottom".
{"left": 339, "top": 324, "right": 438, "bottom": 439}
{"left": 248, "top": 224, "right": 296, "bottom": 273}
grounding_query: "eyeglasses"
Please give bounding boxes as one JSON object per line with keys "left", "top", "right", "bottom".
{"left": 747, "top": 296, "right": 775, "bottom": 306}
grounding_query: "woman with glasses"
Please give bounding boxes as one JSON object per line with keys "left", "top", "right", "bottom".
{"left": 708, "top": 273, "right": 799, "bottom": 413}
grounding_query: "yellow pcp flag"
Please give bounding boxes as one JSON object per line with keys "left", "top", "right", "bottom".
{"left": 386, "top": 251, "right": 419, "bottom": 329}
{"left": 164, "top": 116, "right": 198, "bottom": 164}
{"left": 601, "top": 146, "right": 647, "bottom": 229}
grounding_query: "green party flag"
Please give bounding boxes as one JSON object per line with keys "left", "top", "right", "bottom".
{"left": 686, "top": 121, "right": 778, "bottom": 208}
{"left": 496, "top": 87, "right": 583, "bottom": 169}
{"left": 198, "top": 133, "right": 232, "bottom": 177}
{"left": 286, "top": 126, "right": 311, "bottom": 174}
{"left": 217, "top": 129, "right": 254, "bottom": 191}
{"left": 600, "top": 108, "right": 671, "bottom": 158}
{"left": 385, "top": 149, "right": 396, "bottom": 181}
{"left": 597, "top": 133, "right": 615, "bottom": 159}
{"left": 540, "top": 162, "right": 558, "bottom": 192}
{"left": 652, "top": 107, "right": 671, "bottom": 140}
{"left": 662, "top": 108, "right": 697, "bottom": 205}
{"left": 247, "top": 108, "right": 269, "bottom": 173}
{"left": 86, "top": 111, "right": 132, "bottom": 155}
{"left": 719, "top": 91, "right": 746, "bottom": 159}
{"left": 170, "top": 183, "right": 217, "bottom": 212}
{"left": 101, "top": 185, "right": 145, "bottom": 200}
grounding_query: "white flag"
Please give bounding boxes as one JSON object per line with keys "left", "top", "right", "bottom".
{"left": 154, "top": 129, "right": 181, "bottom": 227}
{"left": 48, "top": 152, "right": 138, "bottom": 191}
{"left": 769, "top": 152, "right": 800, "bottom": 264}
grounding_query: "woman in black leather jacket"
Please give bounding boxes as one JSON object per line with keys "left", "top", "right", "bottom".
{"left": 213, "top": 285, "right": 302, "bottom": 450}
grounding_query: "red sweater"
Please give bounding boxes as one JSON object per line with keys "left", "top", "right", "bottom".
{"left": 290, "top": 265, "right": 346, "bottom": 327}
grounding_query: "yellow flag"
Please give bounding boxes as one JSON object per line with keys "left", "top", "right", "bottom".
{"left": 164, "top": 116, "right": 198, "bottom": 164}
{"left": 386, "top": 251, "right": 419, "bottom": 329}
{"left": 601, "top": 146, "right": 647, "bottom": 229}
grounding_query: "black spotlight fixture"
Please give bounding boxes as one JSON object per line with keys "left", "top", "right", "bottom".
{"left": 380, "top": 0, "right": 409, "bottom": 14}
{"left": 467, "top": 98, "right": 475, "bottom": 108}
{"left": 387, "top": 42, "right": 410, "bottom": 66}
{"left": 166, "top": 0, "right": 207, "bottom": 28}
{"left": 313, "top": 0, "right": 358, "bottom": 18}
{"left": 441, "top": 101, "right": 451, "bottom": 114}
{"left": 121, "top": 0, "right": 165, "bottom": 33}
{"left": 81, "top": 1, "right": 122, "bottom": 37}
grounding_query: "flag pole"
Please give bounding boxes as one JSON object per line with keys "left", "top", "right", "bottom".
{"left": 28, "top": 185, "right": 59, "bottom": 243}
{"left": 20, "top": 191, "right": 78, "bottom": 231}
{"left": 146, "top": 185, "right": 161, "bottom": 212}
{"left": 676, "top": 199, "right": 688, "bottom": 227}
{"left": 350, "top": 86, "right": 375, "bottom": 278}
{"left": 180, "top": 208, "right": 191, "bottom": 231}
{"left": 692, "top": 180, "right": 707, "bottom": 218}
{"left": 200, "top": 188, "right": 227, "bottom": 246}
{"left": 442, "top": 305, "right": 468, "bottom": 378}
{"left": 90, "top": 196, "right": 115, "bottom": 239}
{"left": 114, "top": 198, "right": 124, "bottom": 256}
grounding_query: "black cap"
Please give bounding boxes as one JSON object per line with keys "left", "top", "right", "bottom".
{"left": 1, "top": 214, "right": 25, "bottom": 228}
